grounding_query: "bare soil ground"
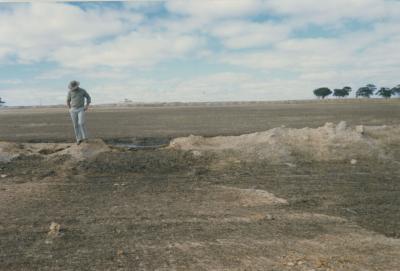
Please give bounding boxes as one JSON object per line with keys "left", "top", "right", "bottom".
{"left": 1, "top": 100, "right": 400, "bottom": 142}
{"left": 1, "top": 101, "right": 400, "bottom": 270}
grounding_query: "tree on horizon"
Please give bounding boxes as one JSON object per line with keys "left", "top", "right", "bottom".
{"left": 333, "top": 86, "right": 352, "bottom": 98}
{"left": 356, "top": 84, "right": 376, "bottom": 98}
{"left": 313, "top": 87, "right": 332, "bottom": 99}
{"left": 0, "top": 97, "right": 5, "bottom": 106}
{"left": 392, "top": 84, "right": 400, "bottom": 96}
{"left": 376, "top": 87, "right": 394, "bottom": 99}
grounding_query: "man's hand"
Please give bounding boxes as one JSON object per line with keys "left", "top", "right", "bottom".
{"left": 84, "top": 104, "right": 90, "bottom": 111}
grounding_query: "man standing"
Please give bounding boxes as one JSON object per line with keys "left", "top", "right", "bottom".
{"left": 67, "top": 80, "right": 91, "bottom": 145}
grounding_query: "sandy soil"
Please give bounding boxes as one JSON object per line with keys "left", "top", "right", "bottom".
{"left": 1, "top": 119, "right": 400, "bottom": 270}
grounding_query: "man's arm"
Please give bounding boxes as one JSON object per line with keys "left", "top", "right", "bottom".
{"left": 84, "top": 90, "right": 91, "bottom": 111}
{"left": 67, "top": 91, "right": 71, "bottom": 108}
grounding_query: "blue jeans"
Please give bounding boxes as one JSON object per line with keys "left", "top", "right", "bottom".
{"left": 69, "top": 107, "right": 87, "bottom": 142}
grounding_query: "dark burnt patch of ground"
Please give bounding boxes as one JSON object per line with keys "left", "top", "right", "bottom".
{"left": 0, "top": 154, "right": 68, "bottom": 181}
{"left": 1, "top": 148, "right": 400, "bottom": 270}
{"left": 221, "top": 159, "right": 400, "bottom": 239}
{"left": 77, "top": 149, "right": 214, "bottom": 176}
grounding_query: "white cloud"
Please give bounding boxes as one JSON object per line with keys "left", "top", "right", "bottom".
{"left": 0, "top": 46, "right": 13, "bottom": 60}
{"left": 0, "top": 79, "right": 23, "bottom": 84}
{"left": 0, "top": 3, "right": 141, "bottom": 63}
{"left": 218, "top": 38, "right": 353, "bottom": 71}
{"left": 263, "top": 0, "right": 394, "bottom": 25}
{"left": 0, "top": 2, "right": 207, "bottom": 70}
{"left": 52, "top": 31, "right": 204, "bottom": 69}
{"left": 165, "top": 0, "right": 265, "bottom": 19}
{"left": 166, "top": 0, "right": 400, "bottom": 27}
{"left": 210, "top": 20, "right": 291, "bottom": 49}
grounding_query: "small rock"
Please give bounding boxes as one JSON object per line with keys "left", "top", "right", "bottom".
{"left": 0, "top": 174, "right": 7, "bottom": 178}
{"left": 265, "top": 214, "right": 274, "bottom": 220}
{"left": 350, "top": 159, "right": 357, "bottom": 165}
{"left": 192, "top": 150, "right": 202, "bottom": 157}
{"left": 285, "top": 162, "right": 296, "bottom": 168}
{"left": 286, "top": 262, "right": 295, "bottom": 266}
{"left": 47, "top": 222, "right": 61, "bottom": 238}
{"left": 355, "top": 125, "right": 364, "bottom": 135}
{"left": 344, "top": 208, "right": 358, "bottom": 214}
{"left": 315, "top": 258, "right": 328, "bottom": 268}
{"left": 117, "top": 249, "right": 124, "bottom": 257}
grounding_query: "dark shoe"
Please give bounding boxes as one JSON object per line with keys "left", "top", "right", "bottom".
{"left": 77, "top": 140, "right": 82, "bottom": 145}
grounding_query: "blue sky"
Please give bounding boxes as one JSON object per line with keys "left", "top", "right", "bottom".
{"left": 0, "top": 0, "right": 399, "bottom": 106}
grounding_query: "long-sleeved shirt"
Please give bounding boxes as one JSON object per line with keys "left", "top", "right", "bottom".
{"left": 67, "top": 88, "right": 91, "bottom": 108}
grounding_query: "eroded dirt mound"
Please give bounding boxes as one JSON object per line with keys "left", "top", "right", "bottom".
{"left": 52, "top": 139, "right": 110, "bottom": 161}
{"left": 0, "top": 139, "right": 110, "bottom": 162}
{"left": 169, "top": 121, "right": 400, "bottom": 162}
{"left": 0, "top": 142, "right": 23, "bottom": 162}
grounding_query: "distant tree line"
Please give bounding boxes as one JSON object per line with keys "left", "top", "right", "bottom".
{"left": 313, "top": 84, "right": 400, "bottom": 99}
{"left": 0, "top": 97, "right": 5, "bottom": 106}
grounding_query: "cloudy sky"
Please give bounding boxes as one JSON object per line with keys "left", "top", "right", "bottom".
{"left": 0, "top": 0, "right": 399, "bottom": 106}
